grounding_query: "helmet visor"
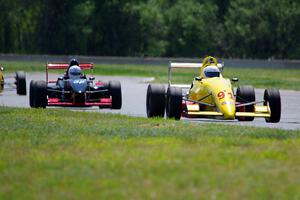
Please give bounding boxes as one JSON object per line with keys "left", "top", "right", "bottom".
{"left": 204, "top": 71, "right": 220, "bottom": 78}
{"left": 204, "top": 66, "right": 220, "bottom": 78}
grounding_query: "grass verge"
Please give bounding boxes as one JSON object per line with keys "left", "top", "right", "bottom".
{"left": 1, "top": 60, "right": 300, "bottom": 90}
{"left": 0, "top": 107, "right": 300, "bottom": 199}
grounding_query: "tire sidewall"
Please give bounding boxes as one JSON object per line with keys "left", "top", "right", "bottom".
{"left": 236, "top": 85, "right": 255, "bottom": 121}
{"left": 146, "top": 84, "right": 165, "bottom": 118}
{"left": 34, "top": 81, "right": 47, "bottom": 108}
{"left": 264, "top": 89, "right": 281, "bottom": 123}
{"left": 109, "top": 81, "right": 122, "bottom": 109}
{"left": 15, "top": 71, "right": 26, "bottom": 95}
{"left": 166, "top": 87, "right": 182, "bottom": 120}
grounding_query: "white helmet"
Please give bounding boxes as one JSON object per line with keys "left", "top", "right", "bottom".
{"left": 203, "top": 66, "right": 220, "bottom": 78}
{"left": 68, "top": 65, "right": 81, "bottom": 79}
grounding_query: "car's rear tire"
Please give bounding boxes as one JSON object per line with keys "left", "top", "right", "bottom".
{"left": 34, "top": 80, "right": 47, "bottom": 108}
{"left": 15, "top": 71, "right": 26, "bottom": 95}
{"left": 109, "top": 81, "right": 122, "bottom": 109}
{"left": 236, "top": 85, "right": 255, "bottom": 121}
{"left": 264, "top": 89, "right": 281, "bottom": 123}
{"left": 146, "top": 84, "right": 165, "bottom": 118}
{"left": 166, "top": 86, "right": 182, "bottom": 120}
{"left": 29, "top": 80, "right": 36, "bottom": 107}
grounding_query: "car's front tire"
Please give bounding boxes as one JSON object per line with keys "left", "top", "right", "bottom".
{"left": 236, "top": 85, "right": 255, "bottom": 121}
{"left": 264, "top": 89, "right": 281, "bottom": 123}
{"left": 109, "top": 81, "right": 122, "bottom": 109}
{"left": 15, "top": 71, "right": 26, "bottom": 95}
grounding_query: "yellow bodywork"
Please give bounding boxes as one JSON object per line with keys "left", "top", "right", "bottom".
{"left": 189, "top": 76, "right": 236, "bottom": 119}
{"left": 187, "top": 56, "right": 270, "bottom": 120}
{"left": 0, "top": 70, "right": 4, "bottom": 93}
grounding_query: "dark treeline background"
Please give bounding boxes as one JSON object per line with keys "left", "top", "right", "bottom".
{"left": 0, "top": 0, "right": 299, "bottom": 59}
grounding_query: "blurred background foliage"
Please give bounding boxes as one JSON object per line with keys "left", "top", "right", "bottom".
{"left": 0, "top": 0, "right": 299, "bottom": 59}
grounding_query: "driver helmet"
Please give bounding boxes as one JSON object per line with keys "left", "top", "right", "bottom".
{"left": 69, "top": 59, "right": 79, "bottom": 67}
{"left": 68, "top": 65, "right": 82, "bottom": 79}
{"left": 203, "top": 65, "right": 220, "bottom": 78}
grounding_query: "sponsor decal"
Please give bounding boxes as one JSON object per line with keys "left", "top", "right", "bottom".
{"left": 221, "top": 101, "right": 234, "bottom": 105}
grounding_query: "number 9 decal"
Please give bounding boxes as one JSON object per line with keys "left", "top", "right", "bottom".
{"left": 218, "top": 91, "right": 225, "bottom": 100}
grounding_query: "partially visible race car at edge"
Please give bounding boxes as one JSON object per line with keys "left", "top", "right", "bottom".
{"left": 146, "top": 56, "right": 281, "bottom": 123}
{"left": 30, "top": 60, "right": 122, "bottom": 109}
{"left": 0, "top": 66, "right": 27, "bottom": 95}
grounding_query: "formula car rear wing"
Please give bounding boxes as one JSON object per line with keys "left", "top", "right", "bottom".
{"left": 168, "top": 62, "right": 224, "bottom": 87}
{"left": 46, "top": 63, "right": 94, "bottom": 83}
{"left": 46, "top": 63, "right": 94, "bottom": 70}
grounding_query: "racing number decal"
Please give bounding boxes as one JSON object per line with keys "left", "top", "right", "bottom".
{"left": 218, "top": 91, "right": 225, "bottom": 100}
{"left": 217, "top": 91, "right": 234, "bottom": 100}
{"left": 228, "top": 92, "right": 234, "bottom": 100}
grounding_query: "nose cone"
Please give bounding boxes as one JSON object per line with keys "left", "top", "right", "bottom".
{"left": 217, "top": 96, "right": 236, "bottom": 120}
{"left": 70, "top": 79, "right": 87, "bottom": 93}
{"left": 203, "top": 77, "right": 236, "bottom": 119}
{"left": 222, "top": 103, "right": 236, "bottom": 120}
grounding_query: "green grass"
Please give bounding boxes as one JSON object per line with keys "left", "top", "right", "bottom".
{"left": 0, "top": 107, "right": 300, "bottom": 199}
{"left": 1, "top": 60, "right": 300, "bottom": 90}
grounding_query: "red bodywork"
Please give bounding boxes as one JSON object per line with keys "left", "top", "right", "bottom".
{"left": 45, "top": 62, "right": 112, "bottom": 108}
{"left": 47, "top": 97, "right": 112, "bottom": 107}
{"left": 47, "top": 63, "right": 94, "bottom": 70}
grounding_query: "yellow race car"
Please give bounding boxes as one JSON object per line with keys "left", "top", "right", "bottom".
{"left": 146, "top": 56, "right": 281, "bottom": 123}
{"left": 0, "top": 66, "right": 27, "bottom": 95}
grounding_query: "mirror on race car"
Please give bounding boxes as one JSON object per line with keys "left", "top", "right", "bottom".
{"left": 89, "top": 77, "right": 95, "bottom": 81}
{"left": 195, "top": 77, "right": 202, "bottom": 81}
{"left": 231, "top": 77, "right": 239, "bottom": 82}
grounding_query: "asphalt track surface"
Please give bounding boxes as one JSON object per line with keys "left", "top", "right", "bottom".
{"left": 1, "top": 73, "right": 299, "bottom": 130}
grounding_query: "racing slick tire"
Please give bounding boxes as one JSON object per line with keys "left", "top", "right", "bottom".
{"left": 146, "top": 84, "right": 165, "bottom": 118}
{"left": 29, "top": 80, "right": 36, "bottom": 107}
{"left": 15, "top": 71, "right": 26, "bottom": 95}
{"left": 264, "top": 89, "right": 281, "bottom": 123}
{"left": 166, "top": 86, "right": 182, "bottom": 120}
{"left": 109, "top": 81, "right": 122, "bottom": 109}
{"left": 33, "top": 80, "right": 47, "bottom": 108}
{"left": 236, "top": 85, "right": 255, "bottom": 121}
